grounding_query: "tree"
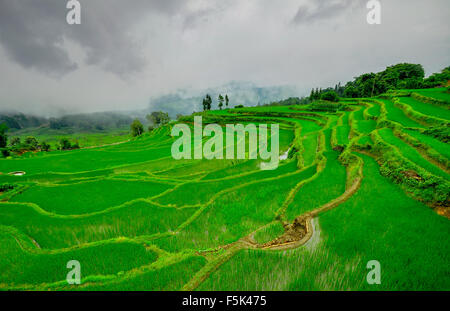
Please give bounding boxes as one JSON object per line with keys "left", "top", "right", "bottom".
{"left": 424, "top": 66, "right": 450, "bottom": 88}
{"left": 205, "top": 94, "right": 212, "bottom": 110}
{"left": 344, "top": 85, "right": 359, "bottom": 98}
{"left": 225, "top": 95, "right": 229, "bottom": 108}
{"left": 10, "top": 137, "right": 20, "bottom": 147}
{"left": 147, "top": 112, "right": 170, "bottom": 127}
{"left": 24, "top": 136, "right": 39, "bottom": 150}
{"left": 59, "top": 138, "right": 72, "bottom": 150}
{"left": 40, "top": 141, "right": 51, "bottom": 152}
{"left": 130, "top": 119, "right": 144, "bottom": 137}
{"left": 320, "top": 91, "right": 339, "bottom": 102}
{"left": 218, "top": 94, "right": 224, "bottom": 110}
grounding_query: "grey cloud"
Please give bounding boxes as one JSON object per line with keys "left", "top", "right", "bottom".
{"left": 0, "top": 0, "right": 187, "bottom": 77}
{"left": 0, "top": 1, "right": 77, "bottom": 76}
{"left": 292, "top": 0, "right": 363, "bottom": 24}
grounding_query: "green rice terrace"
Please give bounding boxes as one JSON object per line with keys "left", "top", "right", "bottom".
{"left": 0, "top": 88, "right": 449, "bottom": 291}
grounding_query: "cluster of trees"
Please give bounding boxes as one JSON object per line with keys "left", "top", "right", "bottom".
{"left": 0, "top": 123, "right": 81, "bottom": 157}
{"left": 310, "top": 89, "right": 340, "bottom": 102}
{"left": 202, "top": 94, "right": 230, "bottom": 111}
{"left": 309, "top": 64, "right": 449, "bottom": 101}
{"left": 130, "top": 111, "right": 171, "bottom": 137}
{"left": 58, "top": 138, "right": 80, "bottom": 150}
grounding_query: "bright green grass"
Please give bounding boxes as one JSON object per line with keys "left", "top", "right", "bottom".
{"left": 352, "top": 106, "right": 365, "bottom": 121}
{"left": 74, "top": 256, "right": 207, "bottom": 291}
{"left": 379, "top": 128, "right": 449, "bottom": 180}
{"left": 398, "top": 97, "right": 450, "bottom": 120}
{"left": 404, "top": 129, "right": 450, "bottom": 159}
{"left": 367, "top": 104, "right": 381, "bottom": 117}
{"left": 0, "top": 201, "right": 197, "bottom": 249}
{"left": 198, "top": 155, "right": 450, "bottom": 290}
{"left": 336, "top": 125, "right": 350, "bottom": 145}
{"left": 152, "top": 165, "right": 317, "bottom": 252}
{"left": 294, "top": 119, "right": 322, "bottom": 136}
{"left": 253, "top": 222, "right": 285, "bottom": 244}
{"left": 0, "top": 100, "right": 448, "bottom": 291}
{"left": 155, "top": 161, "right": 298, "bottom": 207}
{"left": 0, "top": 228, "right": 158, "bottom": 286}
{"left": 302, "top": 134, "right": 318, "bottom": 166}
{"left": 411, "top": 88, "right": 450, "bottom": 102}
{"left": 286, "top": 151, "right": 347, "bottom": 220}
{"left": 10, "top": 127, "right": 131, "bottom": 150}
{"left": 358, "top": 135, "right": 373, "bottom": 146}
{"left": 356, "top": 120, "right": 376, "bottom": 134}
{"left": 0, "top": 143, "right": 172, "bottom": 174}
{"left": 12, "top": 179, "right": 173, "bottom": 215}
{"left": 202, "top": 160, "right": 259, "bottom": 180}
{"left": 378, "top": 99, "right": 425, "bottom": 128}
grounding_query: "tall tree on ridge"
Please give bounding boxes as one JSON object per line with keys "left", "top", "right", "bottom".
{"left": 218, "top": 94, "right": 224, "bottom": 110}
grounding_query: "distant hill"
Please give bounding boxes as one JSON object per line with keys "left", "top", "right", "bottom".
{"left": 0, "top": 111, "right": 132, "bottom": 132}
{"left": 146, "top": 81, "right": 300, "bottom": 118}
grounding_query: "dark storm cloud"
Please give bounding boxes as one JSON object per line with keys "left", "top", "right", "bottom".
{"left": 292, "top": 0, "right": 363, "bottom": 24}
{"left": 0, "top": 0, "right": 186, "bottom": 77}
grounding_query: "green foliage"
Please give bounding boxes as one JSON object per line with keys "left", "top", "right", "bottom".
{"left": 0, "top": 85, "right": 449, "bottom": 291}
{"left": 130, "top": 119, "right": 144, "bottom": 137}
{"left": 202, "top": 94, "right": 213, "bottom": 111}
{"left": 24, "top": 136, "right": 38, "bottom": 150}
{"left": 320, "top": 91, "right": 339, "bottom": 102}
{"left": 146, "top": 111, "right": 170, "bottom": 127}
{"left": 0, "top": 123, "right": 8, "bottom": 148}
{"left": 218, "top": 94, "right": 224, "bottom": 110}
{"left": 423, "top": 66, "right": 450, "bottom": 88}
{"left": 59, "top": 138, "right": 79, "bottom": 150}
{"left": 40, "top": 141, "right": 51, "bottom": 152}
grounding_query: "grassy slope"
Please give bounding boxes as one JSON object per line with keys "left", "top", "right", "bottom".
{"left": 199, "top": 155, "right": 450, "bottom": 290}
{"left": 0, "top": 90, "right": 449, "bottom": 290}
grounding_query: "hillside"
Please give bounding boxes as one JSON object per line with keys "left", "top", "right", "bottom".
{"left": 0, "top": 87, "right": 449, "bottom": 290}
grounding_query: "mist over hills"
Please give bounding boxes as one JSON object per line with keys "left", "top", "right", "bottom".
{"left": 0, "top": 81, "right": 301, "bottom": 131}
{"left": 146, "top": 81, "right": 301, "bottom": 118}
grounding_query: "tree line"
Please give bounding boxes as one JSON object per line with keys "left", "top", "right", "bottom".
{"left": 202, "top": 94, "right": 230, "bottom": 111}
{"left": 130, "top": 111, "right": 171, "bottom": 137}
{"left": 308, "top": 63, "right": 450, "bottom": 102}
{"left": 0, "top": 123, "right": 80, "bottom": 157}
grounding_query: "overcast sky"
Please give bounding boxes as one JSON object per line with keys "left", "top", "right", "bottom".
{"left": 0, "top": 0, "right": 449, "bottom": 116}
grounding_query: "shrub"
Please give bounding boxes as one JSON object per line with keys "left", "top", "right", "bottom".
{"left": 130, "top": 119, "right": 144, "bottom": 137}
{"left": 40, "top": 141, "right": 51, "bottom": 152}
{"left": 320, "top": 91, "right": 339, "bottom": 102}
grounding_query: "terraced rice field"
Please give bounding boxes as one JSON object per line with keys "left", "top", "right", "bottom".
{"left": 0, "top": 90, "right": 449, "bottom": 291}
